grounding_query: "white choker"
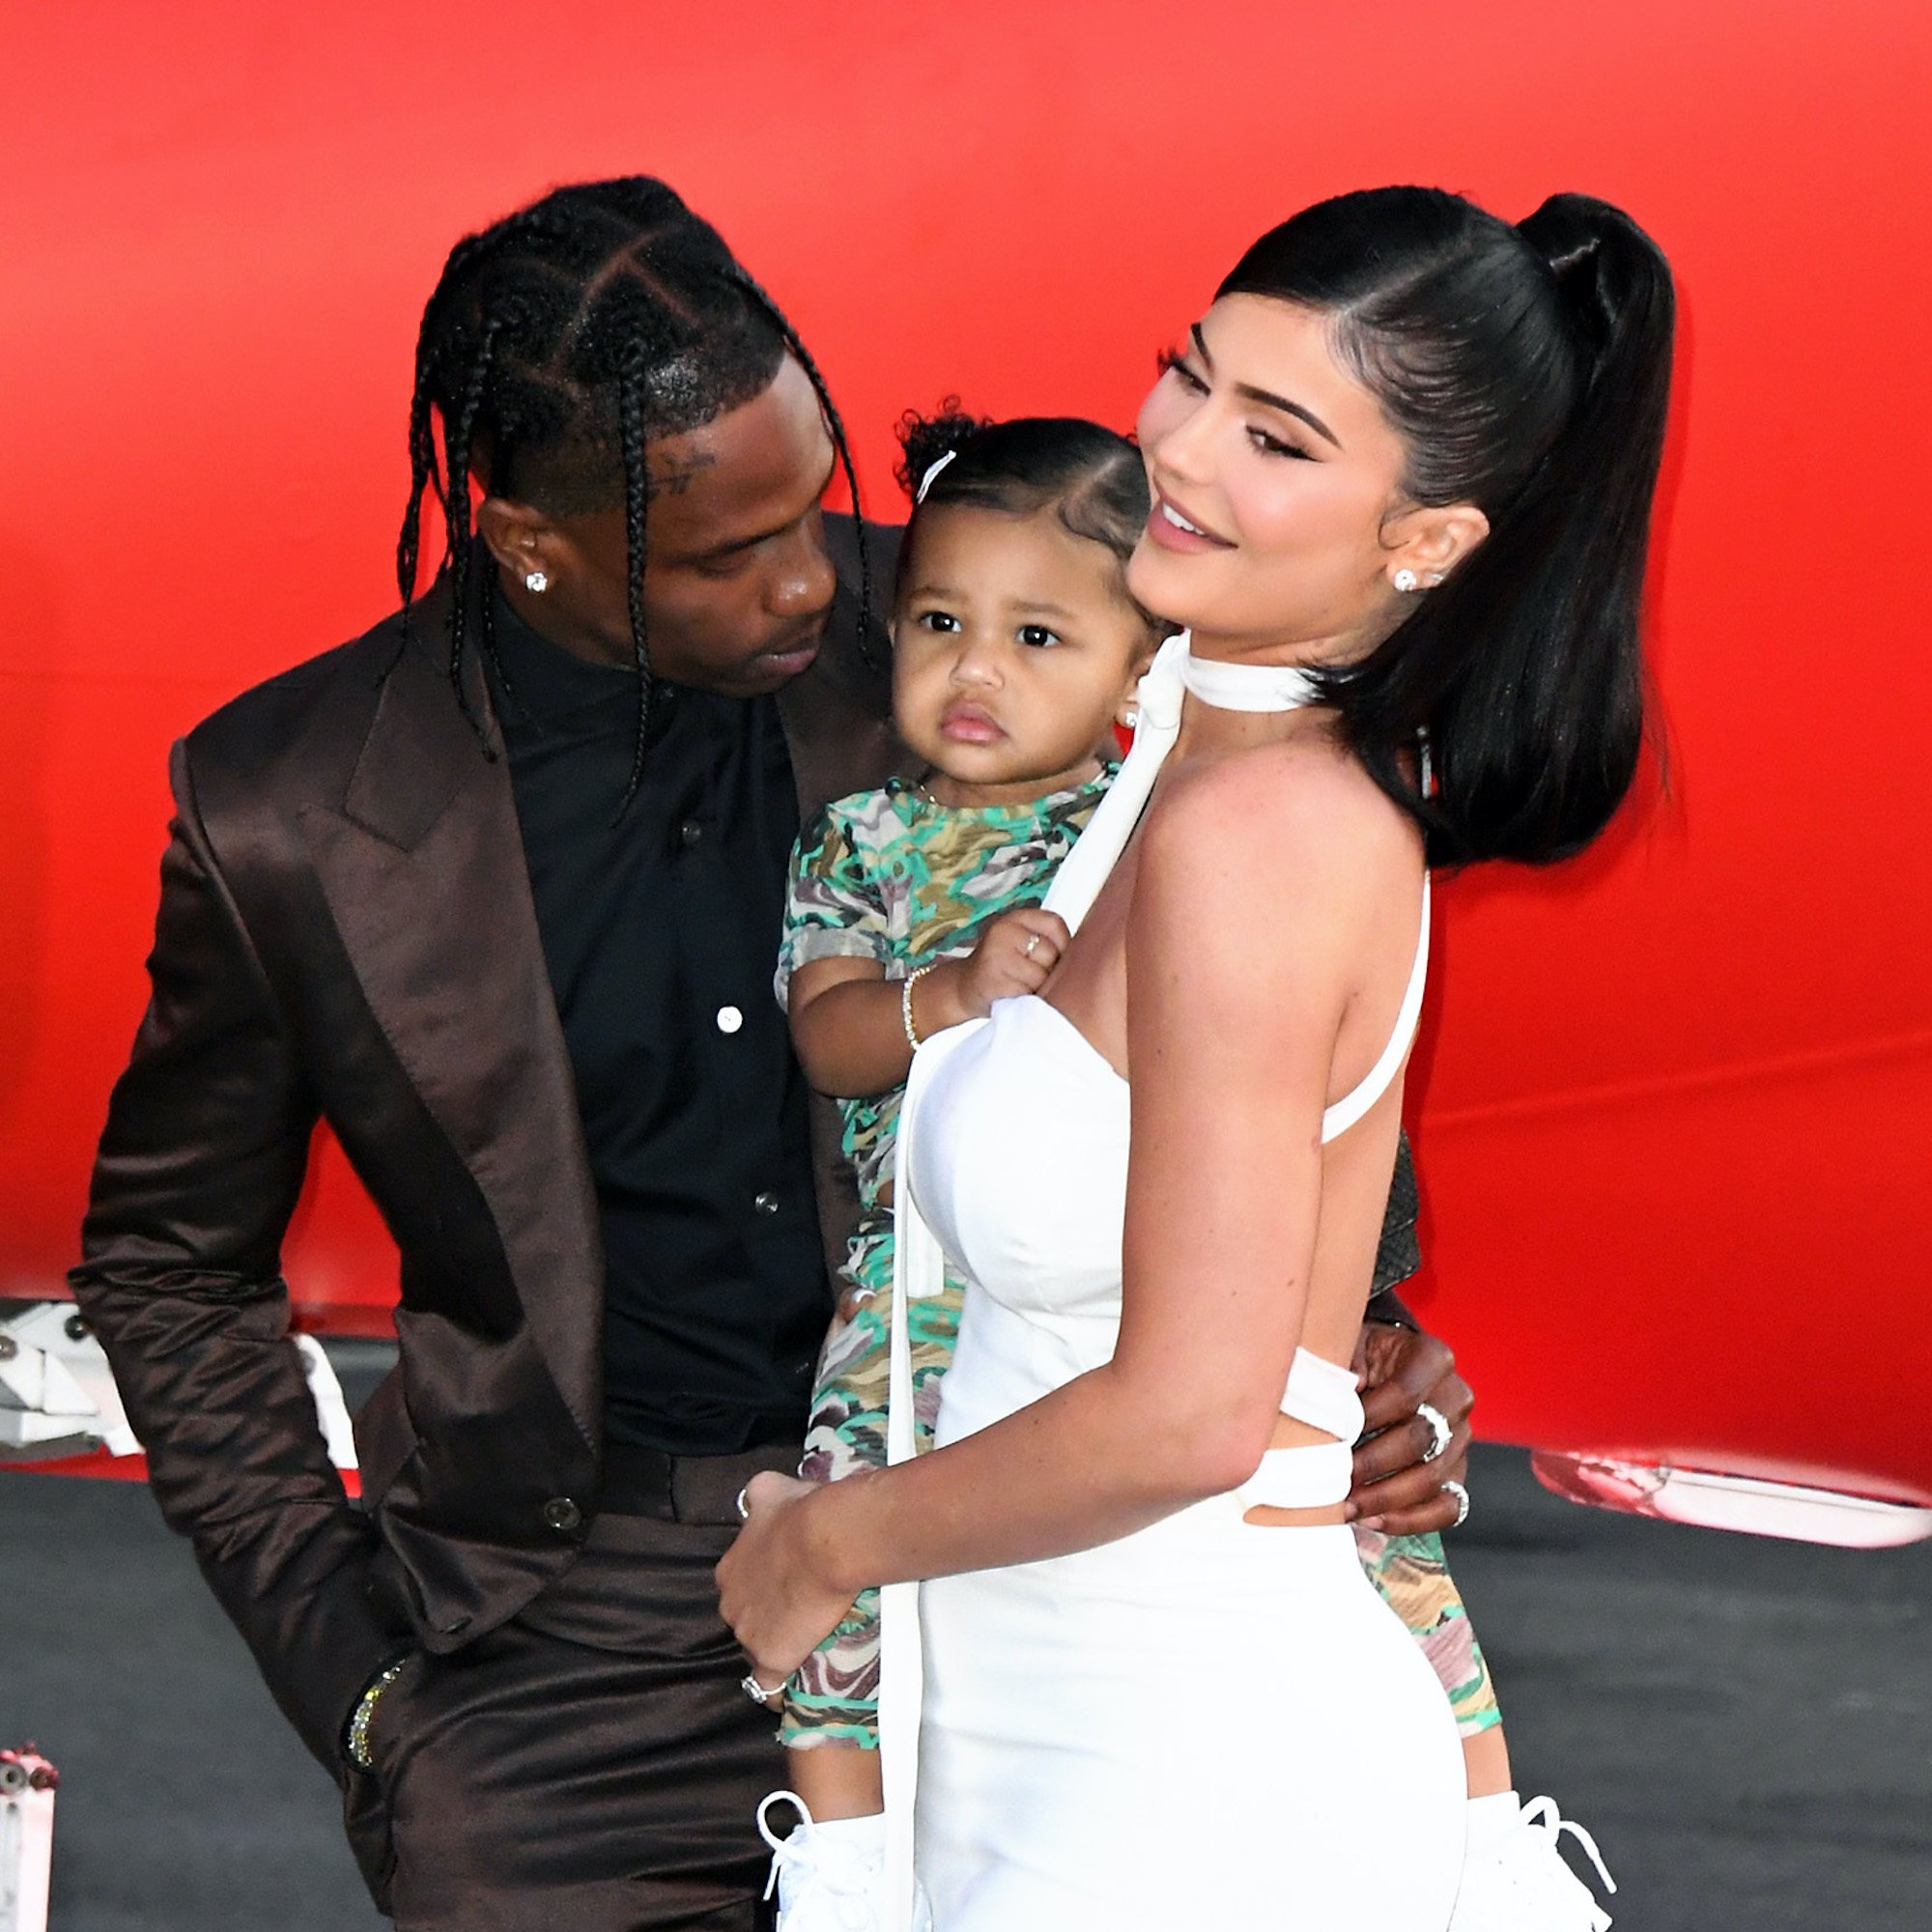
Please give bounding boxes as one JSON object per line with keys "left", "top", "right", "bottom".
{"left": 1180, "top": 637, "right": 1323, "bottom": 714}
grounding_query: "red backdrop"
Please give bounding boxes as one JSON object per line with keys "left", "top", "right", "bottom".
{"left": 3, "top": 1, "right": 1928, "bottom": 1500}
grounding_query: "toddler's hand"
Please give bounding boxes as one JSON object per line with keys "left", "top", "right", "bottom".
{"left": 952, "top": 908, "right": 1069, "bottom": 1017}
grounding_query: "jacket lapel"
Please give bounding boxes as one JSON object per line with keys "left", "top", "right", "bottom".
{"left": 299, "top": 628, "right": 602, "bottom": 1447}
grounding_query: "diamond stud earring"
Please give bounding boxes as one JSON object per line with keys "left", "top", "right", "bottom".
{"left": 1122, "top": 707, "right": 1141, "bottom": 730}
{"left": 1392, "top": 568, "right": 1420, "bottom": 594}
{"left": 525, "top": 570, "right": 549, "bottom": 594}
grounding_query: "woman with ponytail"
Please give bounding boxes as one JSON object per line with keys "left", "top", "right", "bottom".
{"left": 721, "top": 185, "right": 1673, "bottom": 1932}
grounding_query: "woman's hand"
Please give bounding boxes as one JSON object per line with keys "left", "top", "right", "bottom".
{"left": 716, "top": 1470, "right": 859, "bottom": 1689}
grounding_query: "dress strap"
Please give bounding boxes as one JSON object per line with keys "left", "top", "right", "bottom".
{"left": 1233, "top": 1349, "right": 1365, "bottom": 1512}
{"left": 878, "top": 1025, "right": 968, "bottom": 1932}
{"left": 1319, "top": 879, "right": 1430, "bottom": 1144}
{"left": 1040, "top": 634, "right": 1189, "bottom": 935}
{"left": 1280, "top": 1347, "right": 1366, "bottom": 1440}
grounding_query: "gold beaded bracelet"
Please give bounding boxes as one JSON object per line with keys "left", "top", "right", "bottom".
{"left": 900, "top": 964, "right": 937, "bottom": 1051}
{"left": 345, "top": 1658, "right": 410, "bottom": 1772}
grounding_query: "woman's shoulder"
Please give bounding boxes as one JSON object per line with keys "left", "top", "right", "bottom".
{"left": 1146, "top": 733, "right": 1417, "bottom": 899}
{"left": 1131, "top": 736, "right": 1422, "bottom": 1020}
{"left": 1122, "top": 760, "right": 1413, "bottom": 1095}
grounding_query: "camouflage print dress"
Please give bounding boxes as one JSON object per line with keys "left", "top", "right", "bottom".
{"left": 775, "top": 769, "right": 1497, "bottom": 1747}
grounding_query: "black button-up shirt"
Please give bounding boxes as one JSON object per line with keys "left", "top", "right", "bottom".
{"left": 487, "top": 594, "right": 829, "bottom": 1455}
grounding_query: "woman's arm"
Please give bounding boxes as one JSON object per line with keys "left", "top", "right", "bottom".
{"left": 721, "top": 748, "right": 1413, "bottom": 1674}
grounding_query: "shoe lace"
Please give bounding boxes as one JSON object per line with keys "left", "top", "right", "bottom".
{"left": 1512, "top": 1796, "right": 1617, "bottom": 1927}
{"left": 756, "top": 1790, "right": 881, "bottom": 1931}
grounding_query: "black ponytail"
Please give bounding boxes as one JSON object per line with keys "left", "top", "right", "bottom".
{"left": 1219, "top": 186, "right": 1675, "bottom": 865}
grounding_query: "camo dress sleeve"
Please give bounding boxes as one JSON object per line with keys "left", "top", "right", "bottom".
{"left": 775, "top": 792, "right": 896, "bottom": 1010}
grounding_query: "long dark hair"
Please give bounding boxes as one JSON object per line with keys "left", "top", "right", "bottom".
{"left": 1218, "top": 186, "right": 1674, "bottom": 865}
{"left": 398, "top": 176, "right": 868, "bottom": 810}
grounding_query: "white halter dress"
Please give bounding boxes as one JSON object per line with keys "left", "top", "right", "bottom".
{"left": 877, "top": 635, "right": 1464, "bottom": 1930}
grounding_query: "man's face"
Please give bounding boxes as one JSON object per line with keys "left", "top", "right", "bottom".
{"left": 488, "top": 355, "right": 841, "bottom": 696}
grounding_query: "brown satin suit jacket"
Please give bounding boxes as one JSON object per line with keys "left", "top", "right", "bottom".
{"left": 71, "top": 516, "right": 1419, "bottom": 1775}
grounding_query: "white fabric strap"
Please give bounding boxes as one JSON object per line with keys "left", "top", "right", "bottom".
{"left": 1236, "top": 1440, "right": 1356, "bottom": 1510}
{"left": 879, "top": 1031, "right": 958, "bottom": 1932}
{"left": 1280, "top": 1345, "right": 1367, "bottom": 1439}
{"left": 1234, "top": 1348, "right": 1366, "bottom": 1511}
{"left": 1039, "top": 634, "right": 1189, "bottom": 934}
{"left": 1319, "top": 879, "right": 1430, "bottom": 1143}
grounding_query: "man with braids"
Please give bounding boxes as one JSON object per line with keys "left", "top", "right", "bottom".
{"left": 70, "top": 176, "right": 1472, "bottom": 1931}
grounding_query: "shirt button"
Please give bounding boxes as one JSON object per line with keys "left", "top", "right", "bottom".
{"left": 679, "top": 818, "right": 704, "bottom": 848}
{"left": 543, "top": 1497, "right": 582, "bottom": 1533}
{"left": 716, "top": 1005, "right": 744, "bottom": 1034}
{"left": 753, "top": 1190, "right": 781, "bottom": 1217}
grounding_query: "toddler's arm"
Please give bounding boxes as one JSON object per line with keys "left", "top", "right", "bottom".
{"left": 789, "top": 907, "right": 1070, "bottom": 1097}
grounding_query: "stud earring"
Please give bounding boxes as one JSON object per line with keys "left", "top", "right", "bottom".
{"left": 525, "top": 570, "right": 549, "bottom": 594}
{"left": 1392, "top": 568, "right": 1420, "bottom": 594}
{"left": 1122, "top": 706, "right": 1141, "bottom": 730}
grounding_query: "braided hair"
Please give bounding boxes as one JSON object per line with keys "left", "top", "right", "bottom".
{"left": 397, "top": 176, "right": 869, "bottom": 811}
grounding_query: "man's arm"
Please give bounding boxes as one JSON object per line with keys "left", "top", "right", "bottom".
{"left": 70, "top": 743, "right": 400, "bottom": 1773}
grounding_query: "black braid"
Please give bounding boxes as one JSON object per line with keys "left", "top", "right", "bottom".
{"left": 440, "top": 316, "right": 501, "bottom": 746}
{"left": 725, "top": 269, "right": 876, "bottom": 670}
{"left": 614, "top": 346, "right": 656, "bottom": 817}
{"left": 397, "top": 358, "right": 438, "bottom": 611}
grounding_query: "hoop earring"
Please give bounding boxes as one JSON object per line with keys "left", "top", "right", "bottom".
{"left": 525, "top": 570, "right": 550, "bottom": 594}
{"left": 1392, "top": 568, "right": 1420, "bottom": 594}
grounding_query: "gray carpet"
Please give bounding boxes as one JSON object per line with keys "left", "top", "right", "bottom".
{"left": 5, "top": 1354, "right": 1927, "bottom": 1929}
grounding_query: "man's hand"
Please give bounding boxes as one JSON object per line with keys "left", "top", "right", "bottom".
{"left": 1347, "top": 1322, "right": 1473, "bottom": 1535}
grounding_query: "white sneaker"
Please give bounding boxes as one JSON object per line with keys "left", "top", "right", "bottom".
{"left": 756, "top": 1793, "right": 932, "bottom": 1932}
{"left": 1449, "top": 1793, "right": 1618, "bottom": 1932}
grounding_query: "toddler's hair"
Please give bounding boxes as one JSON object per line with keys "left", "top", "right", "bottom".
{"left": 895, "top": 406, "right": 1151, "bottom": 569}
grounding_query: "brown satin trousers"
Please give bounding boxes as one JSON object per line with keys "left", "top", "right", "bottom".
{"left": 344, "top": 1441, "right": 797, "bottom": 1930}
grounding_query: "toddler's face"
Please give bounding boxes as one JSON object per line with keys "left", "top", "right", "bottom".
{"left": 893, "top": 506, "right": 1153, "bottom": 806}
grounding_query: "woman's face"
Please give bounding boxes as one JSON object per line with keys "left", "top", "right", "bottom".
{"left": 1129, "top": 295, "right": 1442, "bottom": 661}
